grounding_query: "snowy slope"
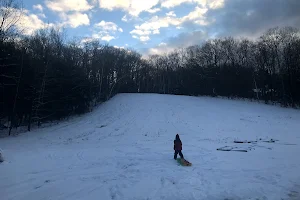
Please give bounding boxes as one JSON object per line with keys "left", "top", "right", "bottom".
{"left": 1, "top": 93, "right": 300, "bottom": 200}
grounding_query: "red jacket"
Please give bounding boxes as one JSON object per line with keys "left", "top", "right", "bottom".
{"left": 174, "top": 139, "right": 182, "bottom": 151}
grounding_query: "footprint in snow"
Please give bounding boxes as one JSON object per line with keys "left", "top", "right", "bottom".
{"left": 34, "top": 180, "right": 51, "bottom": 189}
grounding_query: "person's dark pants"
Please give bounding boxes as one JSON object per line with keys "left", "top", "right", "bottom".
{"left": 174, "top": 150, "right": 184, "bottom": 159}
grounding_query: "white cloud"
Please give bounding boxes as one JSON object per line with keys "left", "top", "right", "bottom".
{"left": 98, "top": 0, "right": 130, "bottom": 11}
{"left": 166, "top": 11, "right": 176, "bottom": 17}
{"left": 131, "top": 35, "right": 149, "bottom": 42}
{"left": 46, "top": 0, "right": 93, "bottom": 12}
{"left": 95, "top": 20, "right": 123, "bottom": 33}
{"left": 208, "top": 0, "right": 224, "bottom": 9}
{"left": 182, "top": 6, "right": 208, "bottom": 25}
{"left": 101, "top": 35, "right": 115, "bottom": 41}
{"left": 20, "top": 14, "right": 53, "bottom": 35}
{"left": 90, "top": 33, "right": 115, "bottom": 42}
{"left": 98, "top": 0, "right": 160, "bottom": 16}
{"left": 90, "top": 20, "right": 123, "bottom": 42}
{"left": 98, "top": 0, "right": 224, "bottom": 17}
{"left": 153, "top": 29, "right": 160, "bottom": 34}
{"left": 135, "top": 15, "right": 181, "bottom": 32}
{"left": 114, "top": 45, "right": 125, "bottom": 49}
{"left": 140, "top": 36, "right": 150, "bottom": 42}
{"left": 45, "top": 0, "right": 93, "bottom": 28}
{"left": 122, "top": 15, "right": 128, "bottom": 22}
{"left": 159, "top": 42, "right": 167, "bottom": 46}
{"left": 130, "top": 29, "right": 152, "bottom": 36}
{"left": 130, "top": 3, "right": 215, "bottom": 41}
{"left": 121, "top": 14, "right": 142, "bottom": 23}
{"left": 38, "top": 13, "right": 47, "bottom": 18}
{"left": 33, "top": 4, "right": 46, "bottom": 19}
{"left": 81, "top": 37, "right": 95, "bottom": 43}
{"left": 1, "top": 8, "right": 53, "bottom": 35}
{"left": 130, "top": 15, "right": 181, "bottom": 41}
{"left": 60, "top": 12, "right": 90, "bottom": 28}
{"left": 161, "top": 0, "right": 193, "bottom": 8}
{"left": 147, "top": 7, "right": 160, "bottom": 13}
{"left": 148, "top": 45, "right": 175, "bottom": 55}
{"left": 161, "top": 0, "right": 224, "bottom": 9}
{"left": 33, "top": 4, "right": 43, "bottom": 12}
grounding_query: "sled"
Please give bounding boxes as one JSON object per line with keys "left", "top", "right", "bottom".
{"left": 176, "top": 158, "right": 192, "bottom": 166}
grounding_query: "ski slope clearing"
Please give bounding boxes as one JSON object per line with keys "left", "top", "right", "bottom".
{"left": 1, "top": 93, "right": 300, "bottom": 200}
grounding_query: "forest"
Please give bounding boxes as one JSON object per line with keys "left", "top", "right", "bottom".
{"left": 1, "top": 1, "right": 300, "bottom": 135}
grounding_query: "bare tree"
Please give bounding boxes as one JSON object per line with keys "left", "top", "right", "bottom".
{"left": 0, "top": 0, "right": 23, "bottom": 42}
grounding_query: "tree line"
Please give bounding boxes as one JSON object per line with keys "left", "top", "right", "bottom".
{"left": 1, "top": 2, "right": 300, "bottom": 135}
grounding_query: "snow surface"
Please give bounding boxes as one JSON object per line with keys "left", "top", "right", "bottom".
{"left": 1, "top": 93, "right": 300, "bottom": 200}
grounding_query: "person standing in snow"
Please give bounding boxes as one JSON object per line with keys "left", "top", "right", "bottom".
{"left": 174, "top": 134, "right": 184, "bottom": 160}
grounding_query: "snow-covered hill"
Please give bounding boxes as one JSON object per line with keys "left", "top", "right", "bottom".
{"left": 1, "top": 93, "right": 300, "bottom": 200}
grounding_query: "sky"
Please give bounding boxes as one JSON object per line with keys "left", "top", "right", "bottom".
{"left": 6, "top": 0, "right": 300, "bottom": 56}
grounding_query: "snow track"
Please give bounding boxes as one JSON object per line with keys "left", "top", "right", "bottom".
{"left": 1, "top": 93, "right": 300, "bottom": 200}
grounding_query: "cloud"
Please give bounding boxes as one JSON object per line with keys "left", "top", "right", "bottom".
{"left": 181, "top": 6, "right": 211, "bottom": 26}
{"left": 45, "top": 0, "right": 93, "bottom": 29}
{"left": 114, "top": 45, "right": 125, "bottom": 49}
{"left": 95, "top": 21, "right": 121, "bottom": 32}
{"left": 161, "top": 0, "right": 224, "bottom": 9}
{"left": 147, "top": 44, "right": 176, "bottom": 55}
{"left": 33, "top": 4, "right": 43, "bottom": 12}
{"left": 207, "top": 0, "right": 224, "bottom": 9}
{"left": 161, "top": 0, "right": 193, "bottom": 8}
{"left": 145, "top": 30, "right": 208, "bottom": 56}
{"left": 85, "top": 33, "right": 115, "bottom": 42}
{"left": 129, "top": 0, "right": 224, "bottom": 41}
{"left": 101, "top": 35, "right": 115, "bottom": 41}
{"left": 158, "top": 42, "right": 167, "bottom": 46}
{"left": 91, "top": 20, "right": 123, "bottom": 42}
{"left": 20, "top": 14, "right": 53, "bottom": 35}
{"left": 32, "top": 4, "right": 46, "bottom": 19}
{"left": 148, "top": 47, "right": 172, "bottom": 55}
{"left": 147, "top": 7, "right": 160, "bottom": 14}
{"left": 131, "top": 35, "right": 150, "bottom": 42}
{"left": 167, "top": 30, "right": 208, "bottom": 47}
{"left": 98, "top": 0, "right": 160, "bottom": 16}
{"left": 37, "top": 13, "right": 46, "bottom": 18}
{"left": 204, "top": 0, "right": 300, "bottom": 39}
{"left": 140, "top": 0, "right": 300, "bottom": 57}
{"left": 166, "top": 11, "right": 176, "bottom": 17}
{"left": 81, "top": 37, "right": 95, "bottom": 43}
{"left": 4, "top": 9, "right": 54, "bottom": 35}
{"left": 122, "top": 15, "right": 128, "bottom": 22}
{"left": 121, "top": 14, "right": 142, "bottom": 23}
{"left": 130, "top": 15, "right": 180, "bottom": 41}
{"left": 153, "top": 29, "right": 160, "bottom": 34}
{"left": 130, "top": 5, "right": 211, "bottom": 41}
{"left": 46, "top": 0, "right": 93, "bottom": 12}
{"left": 60, "top": 12, "right": 90, "bottom": 28}
{"left": 130, "top": 29, "right": 152, "bottom": 36}
{"left": 140, "top": 36, "right": 150, "bottom": 42}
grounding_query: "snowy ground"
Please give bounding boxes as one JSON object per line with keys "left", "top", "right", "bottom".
{"left": 1, "top": 93, "right": 300, "bottom": 200}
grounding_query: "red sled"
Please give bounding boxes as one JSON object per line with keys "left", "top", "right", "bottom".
{"left": 176, "top": 158, "right": 192, "bottom": 166}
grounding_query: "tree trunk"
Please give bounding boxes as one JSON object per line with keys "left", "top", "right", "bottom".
{"left": 8, "top": 51, "right": 23, "bottom": 136}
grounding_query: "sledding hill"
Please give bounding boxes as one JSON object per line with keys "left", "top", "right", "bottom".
{"left": 1, "top": 93, "right": 300, "bottom": 200}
